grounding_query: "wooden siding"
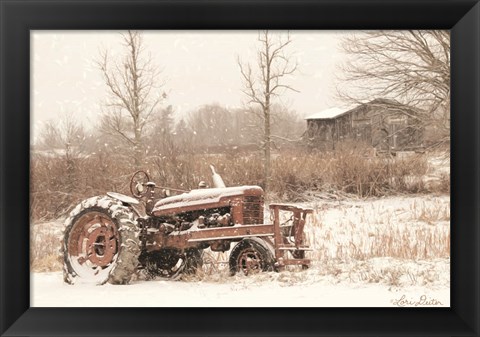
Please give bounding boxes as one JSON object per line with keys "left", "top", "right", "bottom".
{"left": 306, "top": 101, "right": 424, "bottom": 151}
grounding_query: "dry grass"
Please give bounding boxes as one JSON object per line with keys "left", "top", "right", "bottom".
{"left": 315, "top": 258, "right": 450, "bottom": 287}
{"left": 31, "top": 147, "right": 447, "bottom": 222}
{"left": 304, "top": 196, "right": 450, "bottom": 262}
{"left": 30, "top": 224, "right": 62, "bottom": 272}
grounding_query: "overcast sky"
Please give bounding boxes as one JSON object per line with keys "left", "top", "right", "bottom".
{"left": 31, "top": 30, "right": 350, "bottom": 141}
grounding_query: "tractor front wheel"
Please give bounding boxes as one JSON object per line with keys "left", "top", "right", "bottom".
{"left": 229, "top": 238, "right": 275, "bottom": 276}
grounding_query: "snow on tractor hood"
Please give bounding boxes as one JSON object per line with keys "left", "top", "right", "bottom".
{"left": 152, "top": 185, "right": 263, "bottom": 215}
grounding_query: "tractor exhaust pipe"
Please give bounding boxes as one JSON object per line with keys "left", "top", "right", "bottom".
{"left": 210, "top": 165, "right": 226, "bottom": 188}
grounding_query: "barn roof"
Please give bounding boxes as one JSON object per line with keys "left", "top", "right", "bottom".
{"left": 305, "top": 106, "right": 355, "bottom": 120}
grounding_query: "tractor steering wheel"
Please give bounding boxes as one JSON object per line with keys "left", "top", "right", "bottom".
{"left": 130, "top": 170, "right": 151, "bottom": 198}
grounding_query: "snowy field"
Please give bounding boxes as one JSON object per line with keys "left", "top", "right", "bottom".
{"left": 31, "top": 265, "right": 449, "bottom": 307}
{"left": 31, "top": 194, "right": 450, "bottom": 308}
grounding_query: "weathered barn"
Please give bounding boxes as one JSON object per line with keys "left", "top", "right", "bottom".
{"left": 305, "top": 99, "right": 424, "bottom": 152}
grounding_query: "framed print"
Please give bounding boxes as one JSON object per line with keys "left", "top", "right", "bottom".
{"left": 1, "top": 0, "right": 479, "bottom": 336}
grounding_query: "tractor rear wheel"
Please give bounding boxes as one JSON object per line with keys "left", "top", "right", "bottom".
{"left": 229, "top": 238, "right": 275, "bottom": 276}
{"left": 62, "top": 196, "right": 141, "bottom": 285}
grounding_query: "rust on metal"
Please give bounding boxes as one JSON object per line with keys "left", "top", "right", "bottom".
{"left": 268, "top": 203, "right": 314, "bottom": 269}
{"left": 236, "top": 248, "right": 262, "bottom": 275}
{"left": 65, "top": 168, "right": 315, "bottom": 284}
{"left": 67, "top": 211, "right": 119, "bottom": 267}
{"left": 150, "top": 224, "right": 274, "bottom": 250}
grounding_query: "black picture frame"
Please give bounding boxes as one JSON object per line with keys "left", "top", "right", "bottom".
{"left": 1, "top": 0, "right": 479, "bottom": 336}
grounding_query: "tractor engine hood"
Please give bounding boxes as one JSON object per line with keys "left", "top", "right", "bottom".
{"left": 152, "top": 186, "right": 263, "bottom": 217}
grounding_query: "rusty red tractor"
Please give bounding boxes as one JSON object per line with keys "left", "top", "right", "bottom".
{"left": 62, "top": 166, "right": 313, "bottom": 284}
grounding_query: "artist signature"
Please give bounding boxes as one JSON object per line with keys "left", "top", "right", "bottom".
{"left": 391, "top": 294, "right": 443, "bottom": 307}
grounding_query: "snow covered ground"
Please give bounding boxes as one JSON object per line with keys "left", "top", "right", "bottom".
{"left": 31, "top": 194, "right": 450, "bottom": 308}
{"left": 31, "top": 264, "right": 449, "bottom": 307}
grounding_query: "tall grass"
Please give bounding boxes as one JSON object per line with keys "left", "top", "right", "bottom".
{"left": 31, "top": 146, "right": 445, "bottom": 222}
{"left": 305, "top": 197, "right": 450, "bottom": 262}
{"left": 30, "top": 224, "right": 62, "bottom": 272}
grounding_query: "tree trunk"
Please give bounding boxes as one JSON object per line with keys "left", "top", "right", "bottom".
{"left": 237, "top": 30, "right": 297, "bottom": 194}
{"left": 264, "top": 99, "right": 271, "bottom": 193}
{"left": 134, "top": 123, "right": 142, "bottom": 169}
{"left": 264, "top": 121, "right": 271, "bottom": 193}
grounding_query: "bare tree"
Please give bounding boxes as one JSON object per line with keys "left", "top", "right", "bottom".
{"left": 338, "top": 30, "right": 450, "bottom": 143}
{"left": 238, "top": 30, "right": 298, "bottom": 192}
{"left": 173, "top": 118, "right": 195, "bottom": 154}
{"left": 97, "top": 30, "right": 165, "bottom": 167}
{"left": 186, "top": 104, "right": 238, "bottom": 150}
{"left": 243, "top": 104, "right": 304, "bottom": 149}
{"left": 36, "top": 113, "right": 86, "bottom": 192}
{"left": 147, "top": 105, "right": 175, "bottom": 155}
{"left": 37, "top": 113, "right": 86, "bottom": 161}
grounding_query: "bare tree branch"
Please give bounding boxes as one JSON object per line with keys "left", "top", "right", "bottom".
{"left": 237, "top": 30, "right": 298, "bottom": 192}
{"left": 97, "top": 30, "right": 165, "bottom": 167}
{"left": 337, "top": 30, "right": 450, "bottom": 143}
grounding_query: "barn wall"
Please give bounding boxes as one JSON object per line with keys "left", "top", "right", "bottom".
{"left": 350, "top": 105, "right": 373, "bottom": 145}
{"left": 334, "top": 113, "right": 352, "bottom": 142}
{"left": 365, "top": 105, "right": 424, "bottom": 151}
{"left": 306, "top": 103, "right": 424, "bottom": 151}
{"left": 306, "top": 119, "right": 336, "bottom": 150}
